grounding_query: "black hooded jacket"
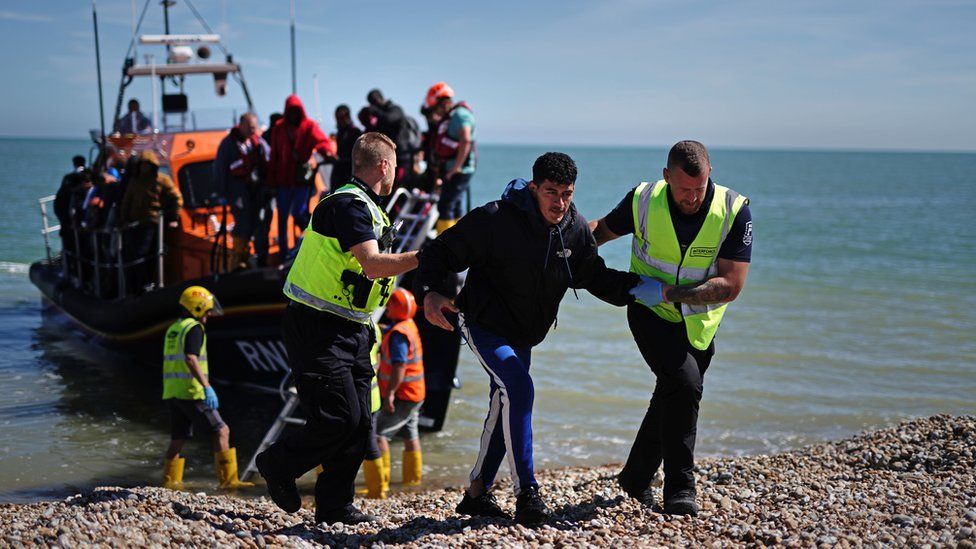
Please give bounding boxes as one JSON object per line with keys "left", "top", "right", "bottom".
{"left": 417, "top": 180, "right": 639, "bottom": 347}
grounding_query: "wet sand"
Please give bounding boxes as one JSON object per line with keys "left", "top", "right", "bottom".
{"left": 1, "top": 414, "right": 974, "bottom": 547}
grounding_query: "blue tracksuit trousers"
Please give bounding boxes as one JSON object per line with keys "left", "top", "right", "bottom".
{"left": 460, "top": 314, "right": 537, "bottom": 496}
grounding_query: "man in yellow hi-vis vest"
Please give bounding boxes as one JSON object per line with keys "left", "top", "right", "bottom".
{"left": 255, "top": 133, "right": 418, "bottom": 525}
{"left": 590, "top": 141, "right": 753, "bottom": 516}
{"left": 161, "top": 286, "right": 252, "bottom": 490}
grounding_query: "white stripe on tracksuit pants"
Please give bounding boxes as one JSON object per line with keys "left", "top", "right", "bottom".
{"left": 459, "top": 313, "right": 537, "bottom": 496}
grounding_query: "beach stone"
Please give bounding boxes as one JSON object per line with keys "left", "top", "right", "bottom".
{"left": 892, "top": 514, "right": 915, "bottom": 526}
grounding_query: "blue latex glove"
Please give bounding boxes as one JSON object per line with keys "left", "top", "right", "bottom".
{"left": 629, "top": 276, "right": 666, "bottom": 307}
{"left": 203, "top": 386, "right": 219, "bottom": 410}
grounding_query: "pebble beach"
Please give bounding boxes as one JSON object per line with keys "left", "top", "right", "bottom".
{"left": 2, "top": 414, "right": 974, "bottom": 548}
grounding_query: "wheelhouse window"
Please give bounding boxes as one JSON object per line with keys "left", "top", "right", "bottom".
{"left": 177, "top": 161, "right": 219, "bottom": 208}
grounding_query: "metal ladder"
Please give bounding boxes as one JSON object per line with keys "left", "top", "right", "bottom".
{"left": 240, "top": 187, "right": 439, "bottom": 483}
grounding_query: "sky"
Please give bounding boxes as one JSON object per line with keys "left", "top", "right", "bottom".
{"left": 0, "top": 0, "right": 974, "bottom": 151}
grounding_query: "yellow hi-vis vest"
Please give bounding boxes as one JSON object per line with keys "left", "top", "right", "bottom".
{"left": 162, "top": 317, "right": 208, "bottom": 400}
{"left": 630, "top": 180, "right": 748, "bottom": 350}
{"left": 370, "top": 321, "right": 381, "bottom": 413}
{"left": 283, "top": 183, "right": 395, "bottom": 324}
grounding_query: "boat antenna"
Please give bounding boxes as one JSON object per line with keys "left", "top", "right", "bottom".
{"left": 290, "top": 0, "right": 297, "bottom": 94}
{"left": 92, "top": 0, "right": 107, "bottom": 166}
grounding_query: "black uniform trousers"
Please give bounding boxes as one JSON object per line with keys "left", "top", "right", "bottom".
{"left": 262, "top": 302, "right": 375, "bottom": 513}
{"left": 620, "top": 303, "right": 714, "bottom": 499}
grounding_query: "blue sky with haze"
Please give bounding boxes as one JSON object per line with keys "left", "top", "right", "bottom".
{"left": 1, "top": 0, "right": 973, "bottom": 151}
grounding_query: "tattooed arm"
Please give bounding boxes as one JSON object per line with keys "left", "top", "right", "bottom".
{"left": 663, "top": 258, "right": 750, "bottom": 305}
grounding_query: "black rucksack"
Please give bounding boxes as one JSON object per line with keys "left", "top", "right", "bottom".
{"left": 396, "top": 115, "right": 423, "bottom": 156}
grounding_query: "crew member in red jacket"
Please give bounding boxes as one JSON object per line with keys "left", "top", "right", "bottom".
{"left": 267, "top": 95, "right": 335, "bottom": 258}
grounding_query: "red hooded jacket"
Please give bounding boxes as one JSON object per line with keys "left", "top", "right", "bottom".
{"left": 267, "top": 95, "right": 336, "bottom": 187}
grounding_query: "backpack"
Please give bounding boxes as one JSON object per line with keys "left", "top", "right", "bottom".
{"left": 396, "top": 115, "right": 423, "bottom": 156}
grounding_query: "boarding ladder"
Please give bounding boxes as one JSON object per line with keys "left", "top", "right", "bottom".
{"left": 241, "top": 188, "right": 439, "bottom": 482}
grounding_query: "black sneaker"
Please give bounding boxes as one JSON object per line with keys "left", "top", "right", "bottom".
{"left": 514, "top": 486, "right": 550, "bottom": 526}
{"left": 315, "top": 504, "right": 378, "bottom": 525}
{"left": 617, "top": 476, "right": 656, "bottom": 508}
{"left": 663, "top": 489, "right": 699, "bottom": 516}
{"left": 456, "top": 490, "right": 510, "bottom": 519}
{"left": 256, "top": 451, "right": 301, "bottom": 513}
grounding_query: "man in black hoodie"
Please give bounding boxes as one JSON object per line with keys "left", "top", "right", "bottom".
{"left": 417, "top": 152, "right": 664, "bottom": 526}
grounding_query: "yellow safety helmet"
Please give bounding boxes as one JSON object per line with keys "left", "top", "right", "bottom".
{"left": 179, "top": 285, "right": 223, "bottom": 319}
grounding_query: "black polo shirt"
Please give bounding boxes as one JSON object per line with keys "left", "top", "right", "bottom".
{"left": 310, "top": 178, "right": 379, "bottom": 251}
{"left": 603, "top": 181, "right": 752, "bottom": 262}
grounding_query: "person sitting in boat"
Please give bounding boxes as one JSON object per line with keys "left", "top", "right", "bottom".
{"left": 214, "top": 113, "right": 271, "bottom": 269}
{"left": 161, "top": 285, "right": 253, "bottom": 490}
{"left": 266, "top": 95, "right": 335, "bottom": 258}
{"left": 376, "top": 288, "right": 426, "bottom": 493}
{"left": 116, "top": 99, "right": 153, "bottom": 135}
{"left": 120, "top": 151, "right": 182, "bottom": 292}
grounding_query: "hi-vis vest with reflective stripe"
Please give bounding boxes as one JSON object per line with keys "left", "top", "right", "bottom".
{"left": 283, "top": 183, "right": 394, "bottom": 323}
{"left": 162, "top": 317, "right": 208, "bottom": 400}
{"left": 630, "top": 180, "right": 748, "bottom": 350}
{"left": 379, "top": 319, "right": 425, "bottom": 402}
{"left": 369, "top": 321, "right": 381, "bottom": 413}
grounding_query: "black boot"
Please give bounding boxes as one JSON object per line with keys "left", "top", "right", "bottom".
{"left": 315, "top": 504, "right": 378, "bottom": 525}
{"left": 617, "top": 475, "right": 656, "bottom": 508}
{"left": 455, "top": 490, "right": 510, "bottom": 519}
{"left": 514, "top": 486, "right": 550, "bottom": 526}
{"left": 256, "top": 451, "right": 301, "bottom": 513}
{"left": 663, "top": 488, "right": 699, "bottom": 516}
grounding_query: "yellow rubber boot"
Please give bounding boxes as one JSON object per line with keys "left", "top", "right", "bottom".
{"left": 435, "top": 219, "right": 457, "bottom": 234}
{"left": 380, "top": 449, "right": 391, "bottom": 482}
{"left": 214, "top": 448, "right": 255, "bottom": 489}
{"left": 362, "top": 458, "right": 388, "bottom": 499}
{"left": 380, "top": 450, "right": 391, "bottom": 492}
{"left": 402, "top": 450, "right": 422, "bottom": 487}
{"left": 163, "top": 457, "right": 185, "bottom": 490}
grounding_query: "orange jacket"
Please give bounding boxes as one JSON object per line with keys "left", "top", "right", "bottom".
{"left": 379, "top": 319, "right": 425, "bottom": 402}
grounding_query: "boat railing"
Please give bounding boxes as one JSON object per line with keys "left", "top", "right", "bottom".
{"left": 38, "top": 196, "right": 169, "bottom": 300}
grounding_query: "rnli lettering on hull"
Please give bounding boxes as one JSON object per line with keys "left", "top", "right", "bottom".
{"left": 236, "top": 340, "right": 290, "bottom": 372}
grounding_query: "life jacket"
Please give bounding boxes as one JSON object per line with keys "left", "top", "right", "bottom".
{"left": 229, "top": 131, "right": 265, "bottom": 181}
{"left": 378, "top": 319, "right": 425, "bottom": 402}
{"left": 433, "top": 102, "right": 476, "bottom": 166}
{"left": 630, "top": 180, "right": 748, "bottom": 350}
{"left": 161, "top": 317, "right": 208, "bottom": 400}
{"left": 282, "top": 182, "right": 395, "bottom": 323}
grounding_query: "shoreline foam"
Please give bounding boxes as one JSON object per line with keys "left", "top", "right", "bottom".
{"left": 2, "top": 414, "right": 974, "bottom": 547}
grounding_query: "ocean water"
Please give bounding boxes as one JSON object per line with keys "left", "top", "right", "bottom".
{"left": 0, "top": 137, "right": 974, "bottom": 502}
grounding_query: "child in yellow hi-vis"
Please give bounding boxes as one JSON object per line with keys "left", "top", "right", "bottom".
{"left": 161, "top": 286, "right": 252, "bottom": 490}
{"left": 376, "top": 288, "right": 425, "bottom": 491}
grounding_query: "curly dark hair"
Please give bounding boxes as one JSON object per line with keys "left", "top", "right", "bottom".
{"left": 532, "top": 152, "right": 577, "bottom": 186}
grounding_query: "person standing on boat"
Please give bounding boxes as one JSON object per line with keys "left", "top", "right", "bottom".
{"left": 161, "top": 286, "right": 253, "bottom": 490}
{"left": 417, "top": 152, "right": 654, "bottom": 526}
{"left": 366, "top": 89, "right": 416, "bottom": 185}
{"left": 267, "top": 95, "right": 335, "bottom": 258}
{"left": 424, "top": 82, "right": 476, "bottom": 233}
{"left": 116, "top": 99, "right": 152, "bottom": 135}
{"left": 588, "top": 140, "right": 753, "bottom": 516}
{"left": 328, "top": 105, "right": 362, "bottom": 192}
{"left": 256, "top": 132, "right": 418, "bottom": 525}
{"left": 120, "top": 151, "right": 182, "bottom": 292}
{"left": 214, "top": 113, "right": 271, "bottom": 269}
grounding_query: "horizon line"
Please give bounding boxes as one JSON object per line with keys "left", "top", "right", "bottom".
{"left": 1, "top": 134, "right": 974, "bottom": 155}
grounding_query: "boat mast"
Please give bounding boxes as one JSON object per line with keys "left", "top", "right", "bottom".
{"left": 92, "top": 0, "right": 107, "bottom": 164}
{"left": 290, "top": 0, "right": 297, "bottom": 94}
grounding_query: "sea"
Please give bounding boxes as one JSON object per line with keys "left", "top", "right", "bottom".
{"left": 1, "top": 137, "right": 974, "bottom": 502}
